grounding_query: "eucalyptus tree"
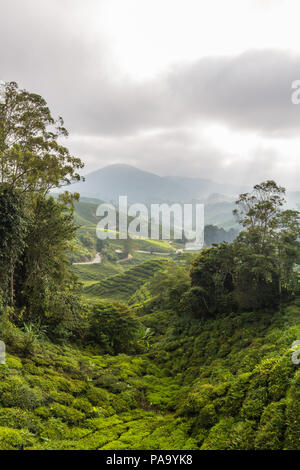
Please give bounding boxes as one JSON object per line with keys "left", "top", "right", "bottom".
{"left": 0, "top": 82, "right": 84, "bottom": 332}
{"left": 0, "top": 81, "right": 83, "bottom": 194}
{"left": 234, "top": 181, "right": 300, "bottom": 307}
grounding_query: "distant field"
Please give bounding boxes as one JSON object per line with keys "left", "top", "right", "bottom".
{"left": 72, "top": 262, "right": 123, "bottom": 282}
{"left": 83, "top": 258, "right": 172, "bottom": 302}
{"left": 73, "top": 200, "right": 101, "bottom": 226}
{"left": 119, "top": 251, "right": 172, "bottom": 267}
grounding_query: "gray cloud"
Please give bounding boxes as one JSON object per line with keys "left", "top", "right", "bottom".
{"left": 1, "top": 1, "right": 300, "bottom": 136}
{"left": 67, "top": 129, "right": 297, "bottom": 188}
{"left": 81, "top": 49, "right": 300, "bottom": 136}
{"left": 171, "top": 50, "right": 300, "bottom": 136}
{"left": 1, "top": 0, "right": 300, "bottom": 187}
{"left": 42, "top": 50, "right": 300, "bottom": 136}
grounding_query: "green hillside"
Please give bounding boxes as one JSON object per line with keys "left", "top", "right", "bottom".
{"left": 73, "top": 200, "right": 102, "bottom": 227}
{"left": 1, "top": 295, "right": 299, "bottom": 450}
{"left": 71, "top": 199, "right": 176, "bottom": 264}
{"left": 84, "top": 259, "right": 172, "bottom": 301}
{"left": 0, "top": 82, "right": 299, "bottom": 452}
{"left": 72, "top": 262, "right": 122, "bottom": 283}
{"left": 1, "top": 180, "right": 299, "bottom": 450}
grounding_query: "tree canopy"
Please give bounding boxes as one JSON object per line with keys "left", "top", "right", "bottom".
{"left": 0, "top": 81, "right": 83, "bottom": 194}
{"left": 0, "top": 82, "right": 84, "bottom": 338}
{"left": 186, "top": 181, "right": 300, "bottom": 316}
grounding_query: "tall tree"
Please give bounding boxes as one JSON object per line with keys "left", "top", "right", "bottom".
{"left": 0, "top": 81, "right": 83, "bottom": 194}
{"left": 188, "top": 181, "right": 300, "bottom": 316}
{"left": 14, "top": 194, "right": 78, "bottom": 315}
{"left": 0, "top": 82, "right": 84, "bottom": 333}
{"left": 0, "top": 185, "right": 26, "bottom": 306}
{"left": 233, "top": 181, "right": 285, "bottom": 252}
{"left": 234, "top": 181, "right": 300, "bottom": 308}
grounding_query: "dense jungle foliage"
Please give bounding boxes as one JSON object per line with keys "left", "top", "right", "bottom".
{"left": 0, "top": 82, "right": 299, "bottom": 450}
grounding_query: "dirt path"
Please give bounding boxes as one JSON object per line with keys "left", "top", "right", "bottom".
{"left": 117, "top": 254, "right": 133, "bottom": 263}
{"left": 73, "top": 252, "right": 102, "bottom": 265}
{"left": 137, "top": 250, "right": 172, "bottom": 255}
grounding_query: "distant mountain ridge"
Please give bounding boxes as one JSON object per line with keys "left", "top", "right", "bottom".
{"left": 68, "top": 163, "right": 247, "bottom": 204}
{"left": 66, "top": 165, "right": 300, "bottom": 231}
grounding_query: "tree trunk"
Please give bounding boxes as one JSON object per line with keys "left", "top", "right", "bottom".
{"left": 278, "top": 245, "right": 282, "bottom": 312}
{"left": 10, "top": 268, "right": 14, "bottom": 306}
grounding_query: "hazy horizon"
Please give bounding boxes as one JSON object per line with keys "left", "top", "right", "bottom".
{"left": 70, "top": 162, "right": 299, "bottom": 193}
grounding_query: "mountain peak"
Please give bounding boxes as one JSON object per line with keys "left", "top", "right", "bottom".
{"left": 69, "top": 163, "right": 246, "bottom": 205}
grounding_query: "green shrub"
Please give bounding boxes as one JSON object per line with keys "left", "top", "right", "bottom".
{"left": 39, "top": 418, "right": 69, "bottom": 440}
{"left": 0, "top": 380, "right": 43, "bottom": 410}
{"left": 227, "top": 420, "right": 256, "bottom": 450}
{"left": 0, "top": 427, "right": 34, "bottom": 450}
{"left": 48, "top": 390, "right": 74, "bottom": 406}
{"left": 201, "top": 418, "right": 235, "bottom": 450}
{"left": 89, "top": 301, "right": 141, "bottom": 354}
{"left": 0, "top": 408, "right": 41, "bottom": 433}
{"left": 224, "top": 372, "right": 252, "bottom": 415}
{"left": 254, "top": 401, "right": 286, "bottom": 450}
{"left": 38, "top": 403, "right": 85, "bottom": 425}
{"left": 72, "top": 397, "right": 94, "bottom": 414}
{"left": 85, "top": 387, "right": 110, "bottom": 405}
{"left": 195, "top": 404, "right": 217, "bottom": 429}
{"left": 284, "top": 370, "right": 300, "bottom": 450}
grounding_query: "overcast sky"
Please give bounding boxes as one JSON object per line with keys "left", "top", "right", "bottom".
{"left": 1, "top": 0, "right": 300, "bottom": 188}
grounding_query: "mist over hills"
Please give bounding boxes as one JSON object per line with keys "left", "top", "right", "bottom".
{"left": 65, "top": 164, "right": 249, "bottom": 229}
{"left": 66, "top": 164, "right": 300, "bottom": 230}
{"left": 69, "top": 164, "right": 247, "bottom": 204}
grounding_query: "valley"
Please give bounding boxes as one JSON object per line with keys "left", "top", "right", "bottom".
{"left": 0, "top": 82, "right": 299, "bottom": 452}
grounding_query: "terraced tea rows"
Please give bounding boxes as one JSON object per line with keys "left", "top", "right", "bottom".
{"left": 72, "top": 262, "right": 123, "bottom": 282}
{"left": 84, "top": 259, "right": 172, "bottom": 301}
